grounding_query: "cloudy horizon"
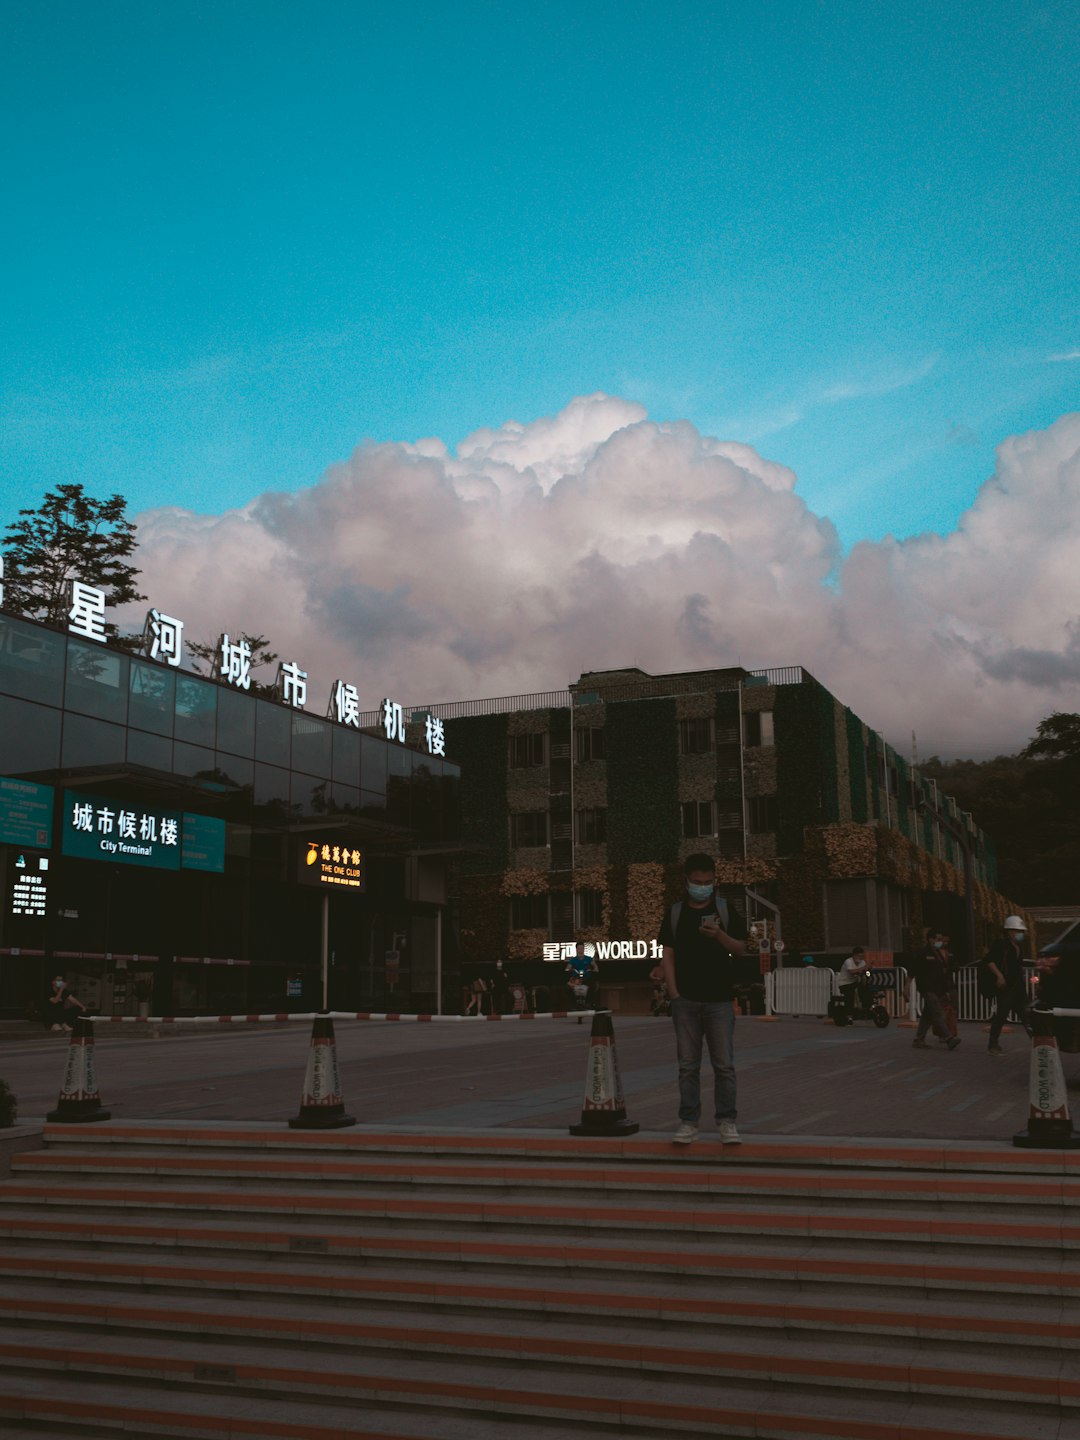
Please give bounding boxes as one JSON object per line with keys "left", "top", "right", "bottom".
{"left": 126, "top": 394, "right": 1080, "bottom": 762}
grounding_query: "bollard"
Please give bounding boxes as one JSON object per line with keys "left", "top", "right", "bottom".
{"left": 288, "top": 1014, "right": 356, "bottom": 1129}
{"left": 569, "top": 1011, "right": 639, "bottom": 1137}
{"left": 46, "top": 1015, "right": 111, "bottom": 1123}
{"left": 1013, "top": 1007, "right": 1080, "bottom": 1149}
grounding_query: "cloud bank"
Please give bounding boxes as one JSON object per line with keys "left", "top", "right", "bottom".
{"left": 132, "top": 394, "right": 1080, "bottom": 758}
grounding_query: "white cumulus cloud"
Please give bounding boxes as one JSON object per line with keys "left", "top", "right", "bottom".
{"left": 130, "top": 395, "right": 1080, "bottom": 757}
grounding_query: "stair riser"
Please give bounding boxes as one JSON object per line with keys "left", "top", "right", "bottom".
{"left": 2, "top": 1194, "right": 1074, "bottom": 1256}
{"left": 0, "top": 1351, "right": 1070, "bottom": 1425}
{"left": 18, "top": 1157, "right": 1079, "bottom": 1211}
{"left": 10, "top": 1293, "right": 1079, "bottom": 1354}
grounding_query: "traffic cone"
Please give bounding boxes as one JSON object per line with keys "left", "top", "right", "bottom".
{"left": 569, "top": 1011, "right": 639, "bottom": 1137}
{"left": 1014, "top": 1008, "right": 1080, "bottom": 1149}
{"left": 46, "top": 1016, "right": 111, "bottom": 1123}
{"left": 288, "top": 1014, "right": 356, "bottom": 1129}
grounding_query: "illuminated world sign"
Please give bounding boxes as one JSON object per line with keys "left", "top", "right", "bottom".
{"left": 298, "top": 839, "right": 365, "bottom": 893}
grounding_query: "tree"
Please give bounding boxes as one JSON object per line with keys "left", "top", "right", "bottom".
{"left": 1, "top": 483, "right": 144, "bottom": 637}
{"left": 1022, "top": 712, "right": 1080, "bottom": 763}
{"left": 188, "top": 632, "right": 280, "bottom": 698}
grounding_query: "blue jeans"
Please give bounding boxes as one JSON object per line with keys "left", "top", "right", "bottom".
{"left": 671, "top": 998, "right": 736, "bottom": 1124}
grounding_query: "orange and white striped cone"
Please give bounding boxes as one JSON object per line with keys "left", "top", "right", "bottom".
{"left": 569, "top": 1011, "right": 639, "bottom": 1137}
{"left": 46, "top": 1016, "right": 111, "bottom": 1123}
{"left": 1014, "top": 1008, "right": 1080, "bottom": 1149}
{"left": 288, "top": 1014, "right": 356, "bottom": 1129}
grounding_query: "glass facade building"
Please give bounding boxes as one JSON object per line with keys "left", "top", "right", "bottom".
{"left": 0, "top": 611, "right": 461, "bottom": 1020}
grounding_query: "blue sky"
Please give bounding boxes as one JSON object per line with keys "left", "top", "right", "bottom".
{"left": 1, "top": 0, "right": 1077, "bottom": 550}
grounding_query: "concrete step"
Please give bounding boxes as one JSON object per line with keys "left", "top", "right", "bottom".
{"left": 0, "top": 1322, "right": 1074, "bottom": 1430}
{"left": 3, "top": 1175, "right": 1078, "bottom": 1256}
{"left": 41, "top": 1120, "right": 1080, "bottom": 1174}
{"left": 18, "top": 1146, "right": 1080, "bottom": 1210}
{"left": 7, "top": 1278, "right": 1079, "bottom": 1362}
{"left": 0, "top": 1369, "right": 1069, "bottom": 1440}
{"left": 2, "top": 1212, "right": 1076, "bottom": 1302}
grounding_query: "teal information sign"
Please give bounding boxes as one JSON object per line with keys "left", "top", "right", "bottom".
{"left": 0, "top": 777, "right": 54, "bottom": 848}
{"left": 181, "top": 812, "right": 226, "bottom": 873}
{"left": 61, "top": 790, "right": 227, "bottom": 873}
{"left": 63, "top": 791, "right": 182, "bottom": 870}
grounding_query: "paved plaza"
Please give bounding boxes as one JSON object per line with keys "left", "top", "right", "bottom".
{"left": 4, "top": 1012, "right": 1049, "bottom": 1141}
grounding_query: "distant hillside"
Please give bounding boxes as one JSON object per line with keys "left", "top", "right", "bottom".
{"left": 922, "top": 713, "right": 1080, "bottom": 906}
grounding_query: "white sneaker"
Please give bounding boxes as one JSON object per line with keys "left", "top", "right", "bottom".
{"left": 672, "top": 1122, "right": 699, "bottom": 1145}
{"left": 719, "top": 1121, "right": 741, "bottom": 1145}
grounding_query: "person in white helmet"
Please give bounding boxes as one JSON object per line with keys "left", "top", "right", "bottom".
{"left": 981, "top": 916, "right": 1030, "bottom": 1055}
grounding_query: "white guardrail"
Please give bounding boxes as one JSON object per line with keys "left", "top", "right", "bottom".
{"left": 908, "top": 966, "right": 1038, "bottom": 1023}
{"left": 88, "top": 1010, "right": 597, "bottom": 1025}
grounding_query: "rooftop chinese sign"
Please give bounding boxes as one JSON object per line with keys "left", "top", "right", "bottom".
{"left": 297, "top": 839, "right": 365, "bottom": 894}
{"left": 62, "top": 791, "right": 225, "bottom": 874}
{"left": 51, "top": 577, "right": 448, "bottom": 758}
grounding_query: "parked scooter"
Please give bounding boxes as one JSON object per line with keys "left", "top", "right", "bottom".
{"left": 829, "top": 969, "right": 891, "bottom": 1028}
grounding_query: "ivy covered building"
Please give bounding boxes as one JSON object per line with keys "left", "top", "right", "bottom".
{"left": 439, "top": 665, "right": 1027, "bottom": 997}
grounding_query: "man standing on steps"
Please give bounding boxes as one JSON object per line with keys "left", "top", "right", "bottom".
{"left": 658, "top": 853, "right": 747, "bottom": 1146}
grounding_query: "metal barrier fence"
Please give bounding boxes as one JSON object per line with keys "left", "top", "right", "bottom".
{"left": 908, "top": 966, "right": 1038, "bottom": 1023}
{"left": 88, "top": 1009, "right": 594, "bottom": 1025}
{"left": 766, "top": 966, "right": 911, "bottom": 1019}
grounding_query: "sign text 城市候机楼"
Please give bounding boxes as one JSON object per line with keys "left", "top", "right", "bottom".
{"left": 61, "top": 790, "right": 226, "bottom": 873}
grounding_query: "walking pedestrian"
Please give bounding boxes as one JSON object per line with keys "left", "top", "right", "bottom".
{"left": 658, "top": 853, "right": 748, "bottom": 1145}
{"left": 981, "top": 916, "right": 1031, "bottom": 1055}
{"left": 912, "top": 929, "right": 961, "bottom": 1051}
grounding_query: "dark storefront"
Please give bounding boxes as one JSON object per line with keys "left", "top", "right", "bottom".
{"left": 0, "top": 611, "right": 461, "bottom": 1020}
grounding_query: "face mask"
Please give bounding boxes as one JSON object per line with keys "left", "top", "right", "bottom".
{"left": 932, "top": 940, "right": 942, "bottom": 949}
{"left": 687, "top": 881, "right": 714, "bottom": 902}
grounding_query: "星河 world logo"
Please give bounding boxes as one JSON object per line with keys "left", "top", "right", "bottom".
{"left": 542, "top": 940, "right": 663, "bottom": 962}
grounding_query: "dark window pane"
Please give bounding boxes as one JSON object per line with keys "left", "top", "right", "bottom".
{"left": 254, "top": 700, "right": 290, "bottom": 766}
{"left": 387, "top": 773, "right": 410, "bottom": 828}
{"left": 126, "top": 729, "right": 173, "bottom": 771}
{"left": 65, "top": 639, "right": 129, "bottom": 723}
{"left": 360, "top": 787, "right": 387, "bottom": 820}
{"left": 129, "top": 661, "right": 175, "bottom": 736}
{"left": 173, "top": 741, "right": 216, "bottom": 779}
{"left": 441, "top": 771, "right": 460, "bottom": 840}
{"left": 360, "top": 735, "right": 387, "bottom": 795}
{"left": 291, "top": 712, "right": 331, "bottom": 776}
{"left": 253, "top": 763, "right": 291, "bottom": 812}
{"left": 0, "top": 614, "right": 66, "bottom": 705}
{"left": 331, "top": 782, "right": 360, "bottom": 814}
{"left": 387, "top": 743, "right": 411, "bottom": 779}
{"left": 213, "top": 753, "right": 254, "bottom": 790}
{"left": 291, "top": 773, "right": 332, "bottom": 817}
{"left": 216, "top": 687, "right": 255, "bottom": 757}
{"left": 332, "top": 726, "right": 361, "bottom": 785}
{"left": 61, "top": 714, "right": 125, "bottom": 769}
{"left": 175, "top": 675, "right": 217, "bottom": 746}
{"left": 0, "top": 694, "right": 62, "bottom": 774}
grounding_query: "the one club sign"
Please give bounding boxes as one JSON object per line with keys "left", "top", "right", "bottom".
{"left": 299, "top": 840, "right": 364, "bottom": 892}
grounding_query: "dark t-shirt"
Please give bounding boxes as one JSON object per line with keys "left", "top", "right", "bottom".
{"left": 657, "top": 898, "right": 747, "bottom": 1002}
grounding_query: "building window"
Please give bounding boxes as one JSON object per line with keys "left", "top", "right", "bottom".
{"left": 574, "top": 727, "right": 606, "bottom": 762}
{"left": 679, "top": 717, "right": 714, "bottom": 754}
{"left": 511, "top": 893, "right": 549, "bottom": 930}
{"left": 681, "top": 800, "right": 717, "bottom": 837}
{"left": 748, "top": 795, "right": 779, "bottom": 833}
{"left": 575, "top": 808, "right": 607, "bottom": 844}
{"left": 576, "top": 889, "right": 605, "bottom": 928}
{"left": 508, "top": 733, "right": 546, "bottom": 768}
{"left": 510, "top": 811, "right": 548, "bottom": 847}
{"left": 743, "top": 711, "right": 774, "bottom": 747}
